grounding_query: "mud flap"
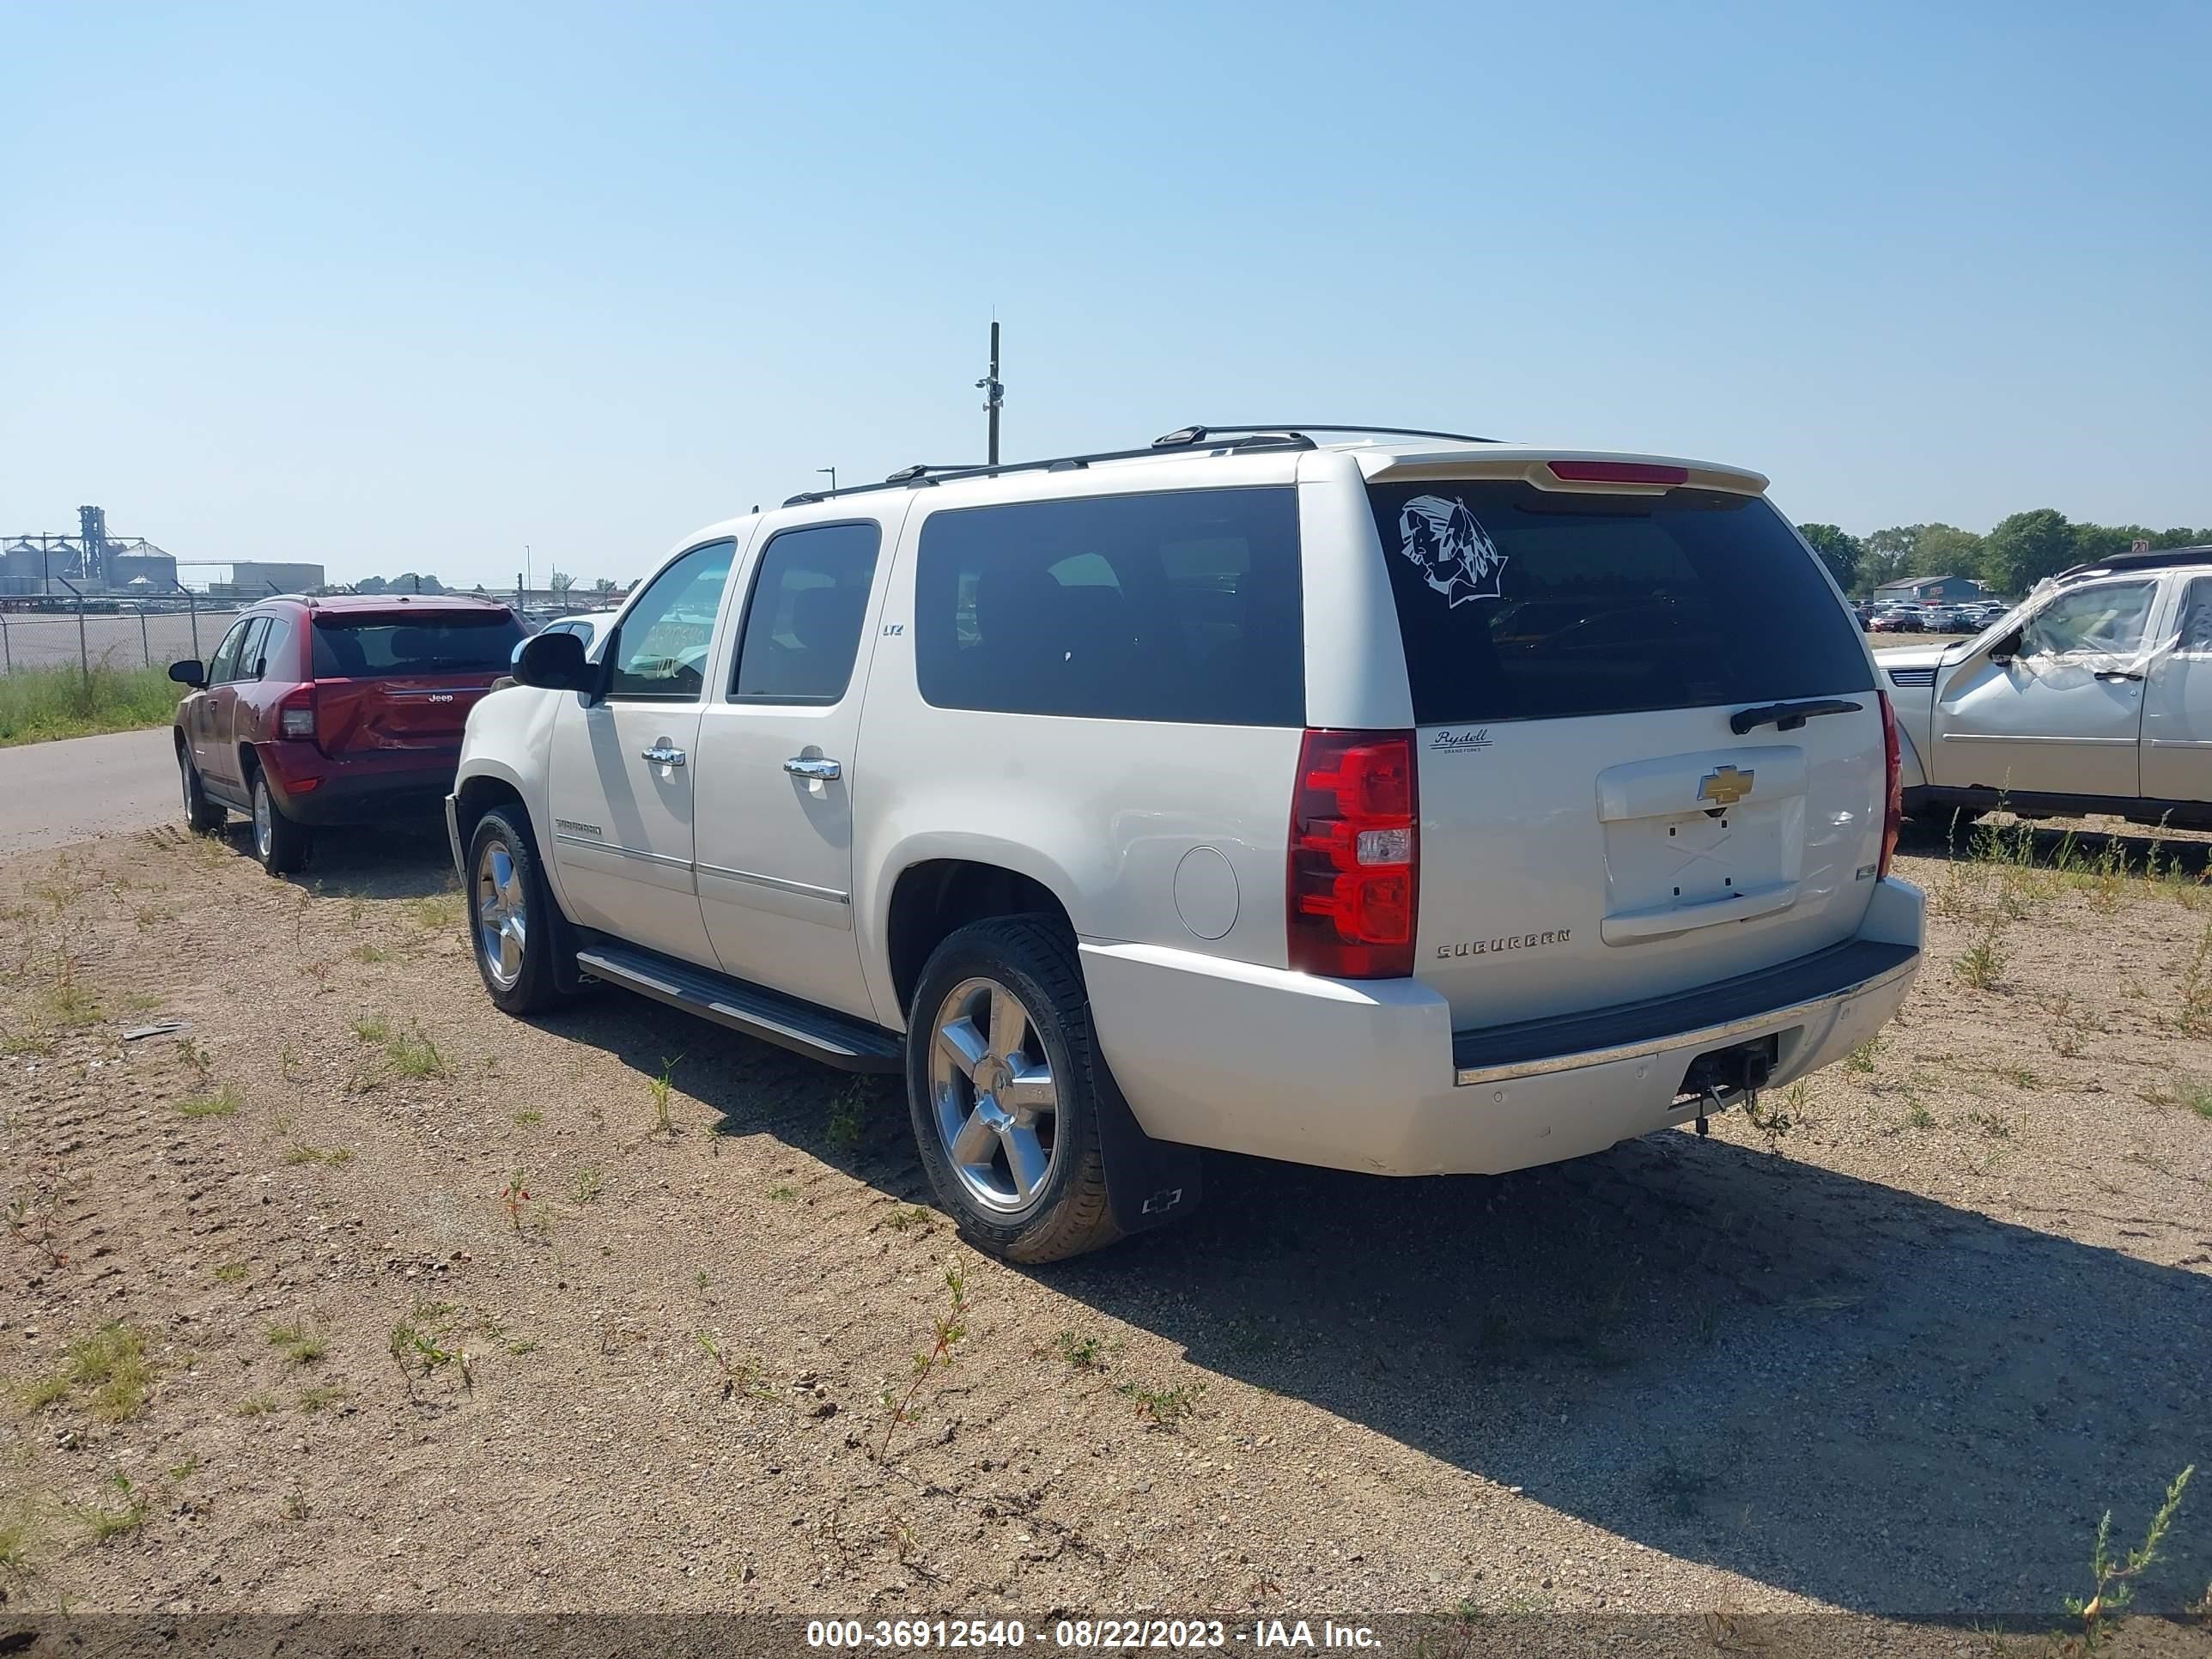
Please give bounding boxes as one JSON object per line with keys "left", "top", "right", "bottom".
{"left": 1094, "top": 1060, "right": 1203, "bottom": 1236}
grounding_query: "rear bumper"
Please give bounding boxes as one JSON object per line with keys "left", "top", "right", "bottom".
{"left": 256, "top": 743, "right": 460, "bottom": 827}
{"left": 1080, "top": 877, "right": 1924, "bottom": 1177}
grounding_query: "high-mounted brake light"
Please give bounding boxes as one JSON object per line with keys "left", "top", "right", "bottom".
{"left": 1287, "top": 730, "right": 1419, "bottom": 979}
{"left": 1878, "top": 692, "right": 1902, "bottom": 880}
{"left": 1546, "top": 459, "right": 1690, "bottom": 487}
{"left": 277, "top": 684, "right": 318, "bottom": 741}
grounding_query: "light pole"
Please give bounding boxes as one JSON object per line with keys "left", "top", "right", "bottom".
{"left": 817, "top": 467, "right": 838, "bottom": 495}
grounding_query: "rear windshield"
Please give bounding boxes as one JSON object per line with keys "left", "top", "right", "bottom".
{"left": 1365, "top": 481, "right": 1872, "bottom": 725}
{"left": 311, "top": 611, "right": 526, "bottom": 678}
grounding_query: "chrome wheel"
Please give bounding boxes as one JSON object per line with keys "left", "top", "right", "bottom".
{"left": 252, "top": 782, "right": 273, "bottom": 860}
{"left": 474, "top": 839, "right": 527, "bottom": 991}
{"left": 927, "top": 975, "right": 1061, "bottom": 1214}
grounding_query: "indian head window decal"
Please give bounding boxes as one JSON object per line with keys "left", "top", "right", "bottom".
{"left": 1395, "top": 495, "right": 1507, "bottom": 608}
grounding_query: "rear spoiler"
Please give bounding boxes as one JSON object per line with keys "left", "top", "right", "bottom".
{"left": 1358, "top": 449, "right": 1768, "bottom": 497}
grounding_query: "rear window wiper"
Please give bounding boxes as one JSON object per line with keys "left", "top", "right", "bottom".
{"left": 1729, "top": 697, "right": 1863, "bottom": 735}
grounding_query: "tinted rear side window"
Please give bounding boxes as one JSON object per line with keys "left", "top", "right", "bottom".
{"left": 312, "top": 612, "right": 526, "bottom": 677}
{"left": 1365, "top": 482, "right": 1870, "bottom": 725}
{"left": 915, "top": 487, "right": 1303, "bottom": 725}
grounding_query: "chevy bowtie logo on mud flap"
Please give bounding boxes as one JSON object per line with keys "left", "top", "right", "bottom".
{"left": 1698, "top": 765, "right": 1755, "bottom": 808}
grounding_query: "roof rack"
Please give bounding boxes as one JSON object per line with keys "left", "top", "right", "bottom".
{"left": 2052, "top": 544, "right": 2212, "bottom": 584}
{"left": 1152, "top": 422, "right": 1498, "bottom": 447}
{"left": 780, "top": 429, "right": 1319, "bottom": 507}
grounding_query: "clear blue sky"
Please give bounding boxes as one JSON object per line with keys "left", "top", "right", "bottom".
{"left": 4, "top": 0, "right": 2207, "bottom": 589}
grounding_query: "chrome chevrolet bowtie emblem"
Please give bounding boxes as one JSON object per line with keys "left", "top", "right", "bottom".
{"left": 1698, "top": 765, "right": 1754, "bottom": 808}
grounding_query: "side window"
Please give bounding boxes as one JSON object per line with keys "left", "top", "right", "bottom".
{"left": 731, "top": 523, "right": 883, "bottom": 703}
{"left": 914, "top": 487, "right": 1305, "bottom": 726}
{"left": 2021, "top": 580, "right": 2158, "bottom": 659}
{"left": 254, "top": 617, "right": 293, "bottom": 679}
{"left": 205, "top": 620, "right": 252, "bottom": 684}
{"left": 605, "top": 541, "right": 736, "bottom": 700}
{"left": 2175, "top": 579, "right": 2212, "bottom": 655}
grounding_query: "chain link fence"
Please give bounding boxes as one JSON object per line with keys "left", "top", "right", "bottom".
{"left": 0, "top": 590, "right": 248, "bottom": 678}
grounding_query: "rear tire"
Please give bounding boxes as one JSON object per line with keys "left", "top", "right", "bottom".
{"left": 906, "top": 915, "right": 1124, "bottom": 1264}
{"left": 249, "top": 769, "right": 313, "bottom": 875}
{"left": 179, "top": 746, "right": 225, "bottom": 835}
{"left": 466, "top": 806, "right": 568, "bottom": 1015}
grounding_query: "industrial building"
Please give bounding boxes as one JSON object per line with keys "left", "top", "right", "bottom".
{"left": 1, "top": 506, "right": 319, "bottom": 598}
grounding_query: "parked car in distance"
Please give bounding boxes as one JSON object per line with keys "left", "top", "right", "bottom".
{"left": 1883, "top": 545, "right": 2212, "bottom": 826}
{"left": 1869, "top": 611, "right": 1925, "bottom": 633}
{"left": 171, "top": 593, "right": 526, "bottom": 874}
{"left": 449, "top": 425, "right": 1923, "bottom": 1261}
{"left": 514, "top": 609, "right": 623, "bottom": 662}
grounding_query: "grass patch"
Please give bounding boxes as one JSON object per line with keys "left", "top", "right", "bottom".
{"left": 235, "top": 1393, "right": 281, "bottom": 1418}
{"left": 0, "top": 662, "right": 179, "bottom": 748}
{"left": 176, "top": 1085, "right": 243, "bottom": 1118}
{"left": 71, "top": 1472, "right": 150, "bottom": 1542}
{"left": 16, "top": 1323, "right": 156, "bottom": 1421}
{"left": 767, "top": 1183, "right": 798, "bottom": 1202}
{"left": 297, "top": 1385, "right": 349, "bottom": 1414}
{"left": 267, "top": 1322, "right": 328, "bottom": 1369}
{"left": 1115, "top": 1377, "right": 1206, "bottom": 1427}
{"left": 2149, "top": 1073, "right": 2212, "bottom": 1119}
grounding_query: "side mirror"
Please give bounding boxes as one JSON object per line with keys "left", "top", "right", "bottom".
{"left": 1988, "top": 629, "right": 2021, "bottom": 665}
{"left": 168, "top": 659, "right": 206, "bottom": 689}
{"left": 514, "top": 629, "right": 596, "bottom": 694}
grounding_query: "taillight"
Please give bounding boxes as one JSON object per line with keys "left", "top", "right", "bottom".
{"left": 278, "top": 685, "right": 318, "bottom": 741}
{"left": 1878, "top": 691, "right": 1902, "bottom": 879}
{"left": 1287, "top": 729, "right": 1419, "bottom": 979}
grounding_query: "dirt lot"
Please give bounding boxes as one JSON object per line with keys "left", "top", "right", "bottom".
{"left": 2, "top": 813, "right": 2209, "bottom": 1643}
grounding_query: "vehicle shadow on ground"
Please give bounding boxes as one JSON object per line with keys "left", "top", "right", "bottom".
{"left": 537, "top": 998, "right": 2210, "bottom": 1623}
{"left": 210, "top": 818, "right": 460, "bottom": 901}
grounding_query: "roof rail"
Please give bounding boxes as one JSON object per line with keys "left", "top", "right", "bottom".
{"left": 780, "top": 430, "right": 1318, "bottom": 507}
{"left": 1152, "top": 422, "right": 1498, "bottom": 448}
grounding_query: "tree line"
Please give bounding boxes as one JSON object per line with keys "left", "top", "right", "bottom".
{"left": 1795, "top": 513, "right": 2209, "bottom": 599}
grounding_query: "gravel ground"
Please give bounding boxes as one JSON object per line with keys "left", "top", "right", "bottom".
{"left": 0, "top": 813, "right": 2208, "bottom": 1644}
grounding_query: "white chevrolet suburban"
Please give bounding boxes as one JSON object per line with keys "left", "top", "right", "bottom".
{"left": 448, "top": 424, "right": 1924, "bottom": 1261}
{"left": 1880, "top": 545, "right": 2212, "bottom": 828}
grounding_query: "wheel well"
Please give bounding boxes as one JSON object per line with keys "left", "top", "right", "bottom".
{"left": 453, "top": 776, "right": 528, "bottom": 850}
{"left": 887, "top": 860, "right": 1074, "bottom": 1018}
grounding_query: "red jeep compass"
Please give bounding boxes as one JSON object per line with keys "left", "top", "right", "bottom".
{"left": 170, "top": 593, "right": 526, "bottom": 874}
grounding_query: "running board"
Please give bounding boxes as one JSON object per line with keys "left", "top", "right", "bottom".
{"left": 574, "top": 944, "right": 904, "bottom": 1073}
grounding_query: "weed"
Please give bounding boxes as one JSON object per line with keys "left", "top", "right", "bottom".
{"left": 1905, "top": 1101, "right": 1937, "bottom": 1131}
{"left": 569, "top": 1165, "right": 605, "bottom": 1205}
{"left": 410, "top": 892, "right": 466, "bottom": 932}
{"left": 388, "top": 1303, "right": 473, "bottom": 1392}
{"left": 0, "top": 1030, "right": 52, "bottom": 1058}
{"left": 1954, "top": 914, "right": 2008, "bottom": 991}
{"left": 696, "top": 1333, "right": 780, "bottom": 1402}
{"left": 1115, "top": 1377, "right": 1207, "bottom": 1428}
{"left": 71, "top": 1472, "right": 149, "bottom": 1542}
{"left": 650, "top": 1055, "right": 680, "bottom": 1135}
{"left": 350, "top": 1014, "right": 391, "bottom": 1045}
{"left": 884, "top": 1205, "right": 935, "bottom": 1233}
{"left": 296, "top": 1385, "right": 349, "bottom": 1414}
{"left": 2065, "top": 1465, "right": 2192, "bottom": 1647}
{"left": 26, "top": 1323, "right": 157, "bottom": 1421}
{"left": 877, "top": 1260, "right": 969, "bottom": 1459}
{"left": 2178, "top": 921, "right": 2212, "bottom": 1036}
{"left": 386, "top": 1022, "right": 444, "bottom": 1079}
{"left": 500, "top": 1170, "right": 530, "bottom": 1231}
{"left": 283, "top": 1144, "right": 352, "bottom": 1167}
{"left": 1996, "top": 1064, "right": 2039, "bottom": 1090}
{"left": 1844, "top": 1039, "right": 1880, "bottom": 1075}
{"left": 2148, "top": 1074, "right": 2212, "bottom": 1120}
{"left": 15, "top": 1372, "right": 70, "bottom": 1413}
{"left": 1048, "top": 1331, "right": 1109, "bottom": 1372}
{"left": 299, "top": 959, "right": 334, "bottom": 994}
{"left": 514, "top": 1109, "right": 543, "bottom": 1127}
{"left": 40, "top": 978, "right": 102, "bottom": 1030}
{"left": 166, "top": 1454, "right": 201, "bottom": 1480}
{"left": 177, "top": 1085, "right": 243, "bottom": 1118}
{"left": 235, "top": 1393, "right": 281, "bottom": 1418}
{"left": 175, "top": 1036, "right": 213, "bottom": 1079}
{"left": 1964, "top": 1109, "right": 2015, "bottom": 1140}
{"left": 1743, "top": 1082, "right": 1807, "bottom": 1148}
{"left": 767, "top": 1183, "right": 798, "bottom": 1202}
{"left": 267, "top": 1322, "right": 328, "bottom": 1369}
{"left": 828, "top": 1076, "right": 874, "bottom": 1153}
{"left": 351, "top": 944, "right": 390, "bottom": 964}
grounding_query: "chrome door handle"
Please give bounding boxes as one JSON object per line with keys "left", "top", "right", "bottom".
{"left": 783, "top": 757, "right": 842, "bottom": 781}
{"left": 2094, "top": 671, "right": 2144, "bottom": 683}
{"left": 640, "top": 744, "right": 687, "bottom": 767}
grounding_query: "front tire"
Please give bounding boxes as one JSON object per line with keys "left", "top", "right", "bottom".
{"left": 179, "top": 746, "right": 225, "bottom": 835}
{"left": 249, "top": 769, "right": 313, "bottom": 875}
{"left": 466, "top": 806, "right": 568, "bottom": 1015}
{"left": 906, "top": 915, "right": 1123, "bottom": 1264}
